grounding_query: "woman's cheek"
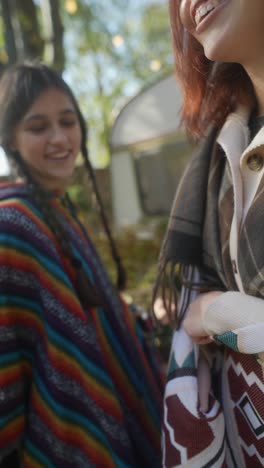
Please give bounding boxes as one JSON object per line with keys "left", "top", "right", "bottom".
{"left": 179, "top": 0, "right": 193, "bottom": 30}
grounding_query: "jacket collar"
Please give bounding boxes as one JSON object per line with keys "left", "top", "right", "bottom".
{"left": 217, "top": 105, "right": 264, "bottom": 169}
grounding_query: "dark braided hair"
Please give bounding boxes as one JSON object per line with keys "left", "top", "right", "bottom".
{"left": 78, "top": 119, "right": 126, "bottom": 291}
{"left": 0, "top": 62, "right": 126, "bottom": 306}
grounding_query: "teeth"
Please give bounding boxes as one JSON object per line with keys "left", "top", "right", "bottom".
{"left": 47, "top": 151, "right": 69, "bottom": 160}
{"left": 195, "top": 0, "right": 219, "bottom": 26}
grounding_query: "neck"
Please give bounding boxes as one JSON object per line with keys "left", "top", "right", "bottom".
{"left": 245, "top": 61, "right": 264, "bottom": 116}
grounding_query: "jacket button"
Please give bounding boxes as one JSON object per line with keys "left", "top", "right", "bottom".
{"left": 247, "top": 153, "right": 264, "bottom": 171}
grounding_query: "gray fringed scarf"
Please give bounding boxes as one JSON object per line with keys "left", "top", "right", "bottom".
{"left": 155, "top": 118, "right": 264, "bottom": 325}
{"left": 159, "top": 122, "right": 264, "bottom": 467}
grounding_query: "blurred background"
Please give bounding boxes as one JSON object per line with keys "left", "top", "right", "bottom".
{"left": 0, "top": 0, "right": 193, "bottom": 357}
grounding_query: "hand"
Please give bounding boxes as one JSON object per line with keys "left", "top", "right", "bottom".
{"left": 183, "top": 291, "right": 223, "bottom": 344}
{"left": 153, "top": 297, "right": 175, "bottom": 325}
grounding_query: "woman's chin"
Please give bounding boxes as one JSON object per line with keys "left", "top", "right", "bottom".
{"left": 202, "top": 36, "right": 238, "bottom": 64}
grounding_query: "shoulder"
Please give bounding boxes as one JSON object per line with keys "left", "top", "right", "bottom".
{"left": 0, "top": 182, "right": 46, "bottom": 239}
{"left": 0, "top": 183, "right": 59, "bottom": 261}
{"left": 197, "top": 125, "right": 220, "bottom": 154}
{"left": 186, "top": 125, "right": 220, "bottom": 176}
{"left": 0, "top": 183, "right": 37, "bottom": 229}
{"left": 0, "top": 182, "right": 31, "bottom": 208}
{"left": 0, "top": 181, "right": 27, "bottom": 195}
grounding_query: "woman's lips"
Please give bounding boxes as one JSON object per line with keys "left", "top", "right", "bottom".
{"left": 193, "top": 0, "right": 219, "bottom": 26}
{"left": 192, "top": 0, "right": 230, "bottom": 33}
{"left": 46, "top": 150, "right": 71, "bottom": 160}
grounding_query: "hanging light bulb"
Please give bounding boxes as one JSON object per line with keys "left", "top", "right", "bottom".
{"left": 65, "top": 0, "right": 78, "bottom": 14}
{"left": 150, "top": 59, "right": 161, "bottom": 72}
{"left": 112, "top": 35, "right": 125, "bottom": 48}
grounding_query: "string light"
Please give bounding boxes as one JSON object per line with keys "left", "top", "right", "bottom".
{"left": 112, "top": 35, "right": 124, "bottom": 48}
{"left": 65, "top": 0, "right": 78, "bottom": 14}
{"left": 150, "top": 59, "right": 161, "bottom": 72}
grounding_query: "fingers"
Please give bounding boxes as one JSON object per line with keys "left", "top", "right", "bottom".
{"left": 153, "top": 297, "right": 175, "bottom": 325}
{"left": 192, "top": 336, "right": 214, "bottom": 345}
{"left": 183, "top": 291, "right": 224, "bottom": 339}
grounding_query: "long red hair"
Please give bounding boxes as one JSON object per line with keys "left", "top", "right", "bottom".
{"left": 169, "top": 0, "right": 256, "bottom": 139}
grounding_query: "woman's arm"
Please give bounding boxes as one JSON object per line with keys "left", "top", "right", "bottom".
{"left": 204, "top": 291, "right": 264, "bottom": 334}
{"left": 0, "top": 201, "right": 43, "bottom": 461}
{"left": 184, "top": 290, "right": 264, "bottom": 353}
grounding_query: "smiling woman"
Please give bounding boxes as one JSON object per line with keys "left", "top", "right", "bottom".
{"left": 12, "top": 88, "right": 82, "bottom": 190}
{"left": 157, "top": 0, "right": 264, "bottom": 467}
{"left": 180, "top": 0, "right": 264, "bottom": 63}
{"left": 194, "top": 1, "right": 218, "bottom": 25}
{"left": 0, "top": 62, "right": 164, "bottom": 468}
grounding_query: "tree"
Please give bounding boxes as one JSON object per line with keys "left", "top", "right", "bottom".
{"left": 0, "top": 0, "right": 64, "bottom": 70}
{"left": 0, "top": 0, "right": 172, "bottom": 165}
{"left": 62, "top": 0, "right": 173, "bottom": 167}
{"left": 39, "top": 0, "right": 65, "bottom": 71}
{"left": 0, "top": 0, "right": 17, "bottom": 65}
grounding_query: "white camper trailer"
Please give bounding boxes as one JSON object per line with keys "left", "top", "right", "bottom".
{"left": 110, "top": 73, "right": 192, "bottom": 229}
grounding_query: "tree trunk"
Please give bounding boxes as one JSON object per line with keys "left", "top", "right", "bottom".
{"left": 0, "top": 0, "right": 17, "bottom": 64}
{"left": 14, "top": 0, "right": 44, "bottom": 60}
{"left": 40, "top": 0, "right": 65, "bottom": 71}
{"left": 1, "top": 0, "right": 43, "bottom": 63}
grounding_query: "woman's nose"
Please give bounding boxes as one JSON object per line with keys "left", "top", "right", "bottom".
{"left": 49, "top": 125, "right": 68, "bottom": 144}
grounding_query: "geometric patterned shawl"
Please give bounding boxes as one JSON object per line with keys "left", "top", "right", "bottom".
{"left": 159, "top": 125, "right": 264, "bottom": 467}
{"left": 0, "top": 182, "right": 164, "bottom": 468}
{"left": 155, "top": 121, "right": 264, "bottom": 324}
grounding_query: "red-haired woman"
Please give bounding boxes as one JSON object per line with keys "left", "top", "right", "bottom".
{"left": 158, "top": 1, "right": 264, "bottom": 466}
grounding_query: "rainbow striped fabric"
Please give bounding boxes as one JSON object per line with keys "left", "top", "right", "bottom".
{"left": 0, "top": 182, "right": 164, "bottom": 467}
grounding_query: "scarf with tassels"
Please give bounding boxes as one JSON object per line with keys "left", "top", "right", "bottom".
{"left": 158, "top": 124, "right": 264, "bottom": 467}
{"left": 153, "top": 126, "right": 225, "bottom": 326}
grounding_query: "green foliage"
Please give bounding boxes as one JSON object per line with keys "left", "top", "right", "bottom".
{"left": 91, "top": 224, "right": 163, "bottom": 306}
{"left": 0, "top": 0, "right": 64, "bottom": 69}
{"left": 0, "top": 14, "right": 7, "bottom": 64}
{"left": 62, "top": 0, "right": 173, "bottom": 167}
{"left": 0, "top": 0, "right": 173, "bottom": 163}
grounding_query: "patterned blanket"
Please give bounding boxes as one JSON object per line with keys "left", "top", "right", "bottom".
{"left": 163, "top": 328, "right": 226, "bottom": 467}
{"left": 0, "top": 182, "right": 164, "bottom": 467}
{"left": 159, "top": 128, "right": 264, "bottom": 467}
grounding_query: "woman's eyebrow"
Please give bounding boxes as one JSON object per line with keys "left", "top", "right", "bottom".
{"left": 60, "top": 109, "right": 76, "bottom": 116}
{"left": 23, "top": 109, "right": 76, "bottom": 123}
{"left": 23, "top": 114, "right": 46, "bottom": 123}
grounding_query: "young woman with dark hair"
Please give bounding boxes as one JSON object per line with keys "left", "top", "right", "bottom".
{"left": 0, "top": 62, "right": 164, "bottom": 467}
{"left": 157, "top": 1, "right": 264, "bottom": 466}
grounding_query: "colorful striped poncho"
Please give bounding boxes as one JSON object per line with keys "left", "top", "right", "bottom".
{"left": 0, "top": 182, "right": 164, "bottom": 467}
